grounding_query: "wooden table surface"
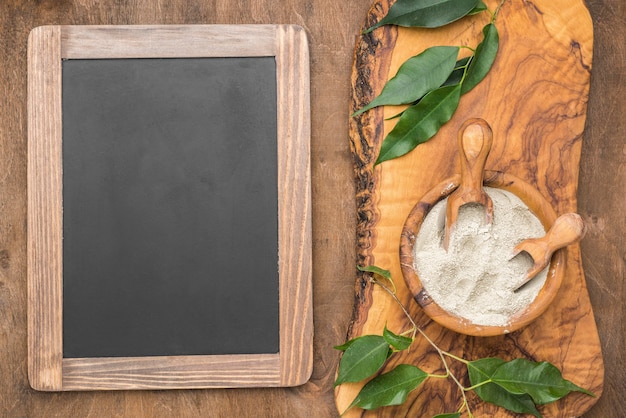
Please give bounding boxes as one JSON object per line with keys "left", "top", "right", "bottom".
{"left": 0, "top": 0, "right": 623, "bottom": 416}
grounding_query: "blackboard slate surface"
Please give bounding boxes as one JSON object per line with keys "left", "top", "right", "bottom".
{"left": 62, "top": 57, "right": 280, "bottom": 358}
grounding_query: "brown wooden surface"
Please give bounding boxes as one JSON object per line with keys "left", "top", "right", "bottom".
{"left": 337, "top": 0, "right": 607, "bottom": 416}
{"left": 26, "top": 24, "right": 64, "bottom": 393}
{"left": 0, "top": 0, "right": 623, "bottom": 416}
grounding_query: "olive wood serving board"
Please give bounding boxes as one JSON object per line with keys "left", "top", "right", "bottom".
{"left": 337, "top": 0, "right": 603, "bottom": 416}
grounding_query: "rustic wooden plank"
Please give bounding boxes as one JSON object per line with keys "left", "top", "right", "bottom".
{"left": 337, "top": 0, "right": 605, "bottom": 416}
{"left": 62, "top": 354, "right": 281, "bottom": 390}
{"left": 61, "top": 25, "right": 277, "bottom": 58}
{"left": 577, "top": 0, "right": 626, "bottom": 413}
{"left": 275, "top": 24, "right": 314, "bottom": 387}
{"left": 26, "top": 25, "right": 64, "bottom": 392}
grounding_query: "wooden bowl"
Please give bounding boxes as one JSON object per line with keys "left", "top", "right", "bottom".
{"left": 399, "top": 170, "right": 564, "bottom": 337}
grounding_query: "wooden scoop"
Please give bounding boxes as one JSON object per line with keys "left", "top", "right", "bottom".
{"left": 444, "top": 118, "right": 494, "bottom": 250}
{"left": 513, "top": 212, "right": 586, "bottom": 291}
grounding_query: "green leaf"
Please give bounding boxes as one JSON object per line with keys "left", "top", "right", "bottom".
{"left": 433, "top": 414, "right": 461, "bottom": 418}
{"left": 334, "top": 335, "right": 391, "bottom": 386}
{"left": 468, "top": 0, "right": 488, "bottom": 15}
{"left": 357, "top": 265, "right": 392, "bottom": 280}
{"left": 365, "top": 0, "right": 479, "bottom": 33}
{"left": 461, "top": 23, "right": 499, "bottom": 94}
{"left": 441, "top": 56, "right": 471, "bottom": 88}
{"left": 491, "top": 359, "right": 595, "bottom": 405}
{"left": 383, "top": 326, "right": 413, "bottom": 351}
{"left": 334, "top": 339, "right": 356, "bottom": 352}
{"left": 376, "top": 84, "right": 461, "bottom": 164}
{"left": 347, "top": 364, "right": 428, "bottom": 411}
{"left": 468, "top": 358, "right": 541, "bottom": 417}
{"left": 353, "top": 46, "right": 459, "bottom": 116}
{"left": 357, "top": 264, "right": 398, "bottom": 293}
{"left": 385, "top": 56, "right": 471, "bottom": 121}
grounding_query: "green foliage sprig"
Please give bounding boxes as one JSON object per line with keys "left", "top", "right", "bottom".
{"left": 353, "top": 0, "right": 502, "bottom": 164}
{"left": 335, "top": 266, "right": 594, "bottom": 417}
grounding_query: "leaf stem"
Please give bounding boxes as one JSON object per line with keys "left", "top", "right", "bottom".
{"left": 368, "top": 274, "right": 417, "bottom": 340}
{"left": 459, "top": 45, "right": 476, "bottom": 54}
{"left": 367, "top": 269, "right": 475, "bottom": 416}
{"left": 491, "top": 0, "right": 506, "bottom": 23}
{"left": 427, "top": 372, "right": 449, "bottom": 379}
{"left": 463, "top": 379, "right": 492, "bottom": 392}
{"left": 414, "top": 327, "right": 473, "bottom": 417}
{"left": 441, "top": 350, "right": 470, "bottom": 364}
{"left": 457, "top": 55, "right": 473, "bottom": 85}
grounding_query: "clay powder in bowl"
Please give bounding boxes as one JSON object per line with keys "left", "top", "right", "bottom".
{"left": 413, "top": 187, "right": 547, "bottom": 327}
{"left": 400, "top": 171, "right": 565, "bottom": 337}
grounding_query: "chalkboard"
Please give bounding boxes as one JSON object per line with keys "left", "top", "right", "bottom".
{"left": 62, "top": 57, "right": 280, "bottom": 358}
{"left": 28, "top": 25, "right": 312, "bottom": 391}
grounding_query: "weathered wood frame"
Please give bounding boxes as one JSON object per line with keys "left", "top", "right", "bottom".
{"left": 27, "top": 25, "right": 312, "bottom": 391}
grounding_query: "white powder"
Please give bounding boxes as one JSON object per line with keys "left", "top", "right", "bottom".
{"left": 412, "top": 187, "right": 548, "bottom": 327}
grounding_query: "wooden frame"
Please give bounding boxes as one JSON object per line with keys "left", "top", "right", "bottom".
{"left": 27, "top": 25, "right": 312, "bottom": 391}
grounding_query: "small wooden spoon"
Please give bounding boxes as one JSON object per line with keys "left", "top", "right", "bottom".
{"left": 513, "top": 212, "right": 586, "bottom": 291}
{"left": 444, "top": 118, "right": 494, "bottom": 250}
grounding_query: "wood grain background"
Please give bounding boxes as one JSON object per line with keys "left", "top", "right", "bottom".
{"left": 0, "top": 0, "right": 623, "bottom": 416}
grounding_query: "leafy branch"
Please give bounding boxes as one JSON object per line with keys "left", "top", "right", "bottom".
{"left": 335, "top": 266, "right": 594, "bottom": 417}
{"left": 353, "top": 0, "right": 502, "bottom": 164}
